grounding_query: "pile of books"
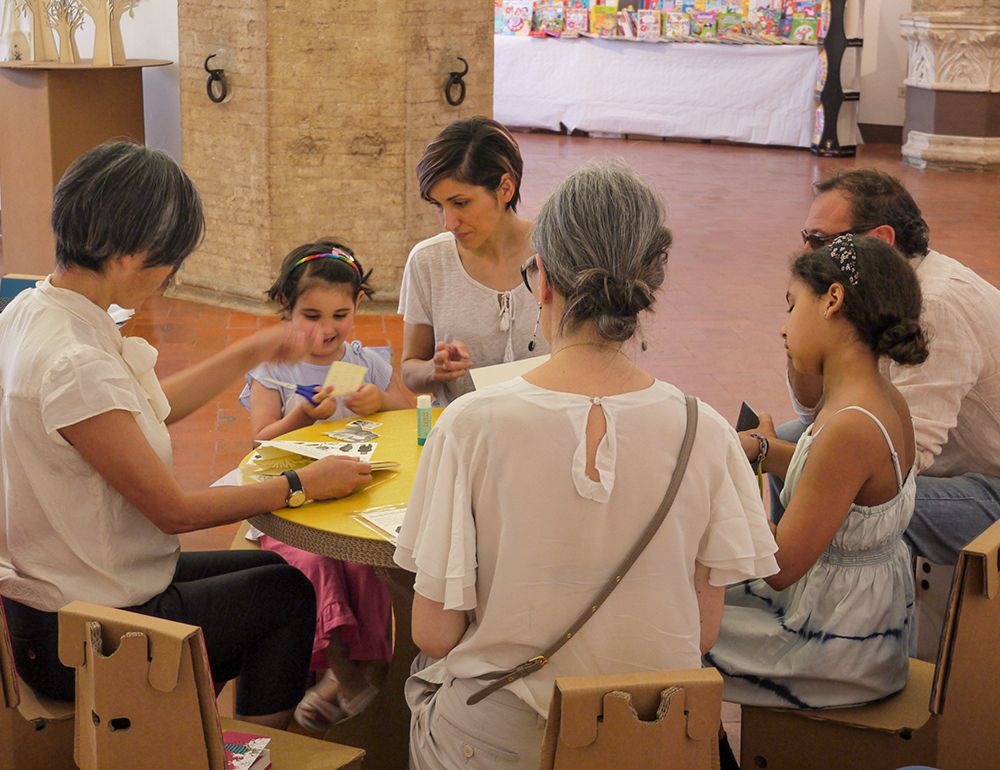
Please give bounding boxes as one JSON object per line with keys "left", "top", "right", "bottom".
{"left": 496, "top": 0, "right": 828, "bottom": 44}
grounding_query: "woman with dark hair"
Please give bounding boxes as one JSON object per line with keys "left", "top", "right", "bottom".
{"left": 394, "top": 163, "right": 778, "bottom": 769}
{"left": 399, "top": 116, "right": 549, "bottom": 406}
{"left": 0, "top": 142, "right": 372, "bottom": 729}
{"left": 706, "top": 234, "right": 929, "bottom": 711}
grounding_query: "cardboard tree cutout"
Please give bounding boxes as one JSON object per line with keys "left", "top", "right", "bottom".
{"left": 77, "top": 0, "right": 111, "bottom": 64}
{"left": 13, "top": 0, "right": 59, "bottom": 61}
{"left": 46, "top": 0, "right": 84, "bottom": 63}
{"left": 109, "top": 0, "right": 136, "bottom": 65}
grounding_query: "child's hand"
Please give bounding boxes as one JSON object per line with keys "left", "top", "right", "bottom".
{"left": 431, "top": 340, "right": 472, "bottom": 382}
{"left": 343, "top": 383, "right": 383, "bottom": 416}
{"left": 299, "top": 386, "right": 337, "bottom": 420}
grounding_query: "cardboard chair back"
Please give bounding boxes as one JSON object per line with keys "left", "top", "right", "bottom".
{"left": 740, "top": 517, "right": 1000, "bottom": 770}
{"left": 539, "top": 668, "right": 723, "bottom": 770}
{"left": 58, "top": 601, "right": 227, "bottom": 770}
{"left": 0, "top": 599, "right": 76, "bottom": 770}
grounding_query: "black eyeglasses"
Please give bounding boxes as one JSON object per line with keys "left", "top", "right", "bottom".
{"left": 800, "top": 226, "right": 875, "bottom": 251}
{"left": 520, "top": 254, "right": 538, "bottom": 293}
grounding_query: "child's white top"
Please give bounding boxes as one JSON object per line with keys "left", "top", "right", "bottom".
{"left": 0, "top": 278, "right": 179, "bottom": 611}
{"left": 239, "top": 340, "right": 392, "bottom": 421}
{"left": 393, "top": 377, "right": 778, "bottom": 716}
{"left": 397, "top": 232, "right": 550, "bottom": 406}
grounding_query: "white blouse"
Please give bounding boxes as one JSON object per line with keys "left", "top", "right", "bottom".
{"left": 0, "top": 278, "right": 179, "bottom": 612}
{"left": 394, "top": 377, "right": 778, "bottom": 716}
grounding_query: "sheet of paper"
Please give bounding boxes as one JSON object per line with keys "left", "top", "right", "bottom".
{"left": 349, "top": 419, "right": 382, "bottom": 430}
{"left": 325, "top": 428, "right": 380, "bottom": 442}
{"left": 469, "top": 354, "right": 550, "bottom": 390}
{"left": 354, "top": 506, "right": 407, "bottom": 544}
{"left": 323, "top": 361, "right": 368, "bottom": 397}
{"left": 256, "top": 440, "right": 377, "bottom": 461}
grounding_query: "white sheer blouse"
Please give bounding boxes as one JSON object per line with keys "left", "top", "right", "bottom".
{"left": 394, "top": 377, "right": 778, "bottom": 715}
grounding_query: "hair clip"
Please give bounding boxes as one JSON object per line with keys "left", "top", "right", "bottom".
{"left": 292, "top": 249, "right": 363, "bottom": 279}
{"left": 829, "top": 234, "right": 859, "bottom": 287}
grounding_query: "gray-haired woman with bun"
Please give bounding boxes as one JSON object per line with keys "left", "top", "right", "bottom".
{"left": 393, "top": 163, "right": 778, "bottom": 768}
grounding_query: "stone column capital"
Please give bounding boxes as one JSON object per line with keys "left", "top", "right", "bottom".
{"left": 899, "top": 12, "right": 1000, "bottom": 93}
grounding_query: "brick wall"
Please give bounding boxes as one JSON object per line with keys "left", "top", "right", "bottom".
{"left": 175, "top": 0, "right": 494, "bottom": 310}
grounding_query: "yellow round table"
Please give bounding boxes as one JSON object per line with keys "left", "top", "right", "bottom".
{"left": 239, "top": 407, "right": 440, "bottom": 770}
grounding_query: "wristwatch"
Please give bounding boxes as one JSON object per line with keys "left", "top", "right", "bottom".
{"left": 281, "top": 470, "right": 307, "bottom": 508}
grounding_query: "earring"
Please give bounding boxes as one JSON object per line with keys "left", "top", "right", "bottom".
{"left": 638, "top": 325, "right": 648, "bottom": 352}
{"left": 528, "top": 305, "right": 540, "bottom": 352}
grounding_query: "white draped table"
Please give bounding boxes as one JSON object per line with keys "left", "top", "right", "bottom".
{"left": 494, "top": 35, "right": 820, "bottom": 148}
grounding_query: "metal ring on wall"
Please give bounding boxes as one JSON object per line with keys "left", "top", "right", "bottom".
{"left": 204, "top": 54, "right": 229, "bottom": 104}
{"left": 444, "top": 57, "right": 469, "bottom": 107}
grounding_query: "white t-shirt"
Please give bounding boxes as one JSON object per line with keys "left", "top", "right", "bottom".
{"left": 790, "top": 250, "right": 1000, "bottom": 478}
{"left": 394, "top": 378, "right": 778, "bottom": 716}
{"left": 0, "top": 278, "right": 180, "bottom": 612}
{"left": 397, "top": 232, "right": 550, "bottom": 405}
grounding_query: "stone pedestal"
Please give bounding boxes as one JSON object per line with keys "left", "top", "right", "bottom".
{"left": 174, "top": 1, "right": 494, "bottom": 309}
{"left": 900, "top": 12, "right": 1000, "bottom": 170}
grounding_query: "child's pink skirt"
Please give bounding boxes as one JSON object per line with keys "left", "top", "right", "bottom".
{"left": 259, "top": 536, "right": 392, "bottom": 669}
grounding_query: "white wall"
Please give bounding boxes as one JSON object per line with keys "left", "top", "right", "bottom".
{"left": 859, "top": 0, "right": 912, "bottom": 127}
{"left": 74, "top": 0, "right": 182, "bottom": 159}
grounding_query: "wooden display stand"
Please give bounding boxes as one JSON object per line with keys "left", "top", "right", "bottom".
{"left": 0, "top": 60, "right": 168, "bottom": 275}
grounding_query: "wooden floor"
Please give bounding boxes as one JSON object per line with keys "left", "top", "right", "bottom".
{"left": 3, "top": 134, "right": 998, "bottom": 751}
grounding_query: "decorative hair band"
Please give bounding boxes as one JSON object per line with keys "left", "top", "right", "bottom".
{"left": 292, "top": 249, "right": 363, "bottom": 279}
{"left": 829, "top": 234, "right": 859, "bottom": 287}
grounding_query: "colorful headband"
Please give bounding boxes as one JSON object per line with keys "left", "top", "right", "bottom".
{"left": 292, "top": 249, "right": 363, "bottom": 280}
{"left": 829, "top": 234, "right": 859, "bottom": 286}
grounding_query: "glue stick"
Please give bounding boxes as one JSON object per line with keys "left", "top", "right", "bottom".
{"left": 417, "top": 394, "right": 432, "bottom": 446}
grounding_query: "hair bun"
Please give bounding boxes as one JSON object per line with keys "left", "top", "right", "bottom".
{"left": 876, "top": 319, "right": 929, "bottom": 366}
{"left": 570, "top": 268, "right": 654, "bottom": 342}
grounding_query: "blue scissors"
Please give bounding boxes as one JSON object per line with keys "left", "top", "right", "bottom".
{"left": 261, "top": 376, "right": 325, "bottom": 404}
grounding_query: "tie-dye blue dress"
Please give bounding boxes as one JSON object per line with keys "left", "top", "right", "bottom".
{"left": 706, "top": 406, "right": 916, "bottom": 709}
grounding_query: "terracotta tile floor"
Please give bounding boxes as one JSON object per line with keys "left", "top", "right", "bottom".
{"left": 3, "top": 134, "right": 998, "bottom": 748}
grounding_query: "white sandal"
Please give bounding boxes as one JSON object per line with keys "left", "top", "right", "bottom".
{"left": 293, "top": 675, "right": 379, "bottom": 733}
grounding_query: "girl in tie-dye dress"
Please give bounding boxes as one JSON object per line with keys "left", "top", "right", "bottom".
{"left": 707, "top": 235, "right": 926, "bottom": 709}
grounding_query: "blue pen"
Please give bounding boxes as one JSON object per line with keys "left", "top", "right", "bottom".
{"left": 261, "top": 376, "right": 324, "bottom": 404}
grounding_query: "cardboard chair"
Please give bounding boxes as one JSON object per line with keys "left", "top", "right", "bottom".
{"left": 539, "top": 668, "right": 723, "bottom": 770}
{"left": 740, "top": 518, "right": 1000, "bottom": 770}
{"left": 0, "top": 600, "right": 76, "bottom": 770}
{"left": 57, "top": 601, "right": 365, "bottom": 770}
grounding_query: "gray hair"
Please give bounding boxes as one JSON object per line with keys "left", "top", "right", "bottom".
{"left": 532, "top": 162, "right": 671, "bottom": 342}
{"left": 52, "top": 141, "right": 204, "bottom": 272}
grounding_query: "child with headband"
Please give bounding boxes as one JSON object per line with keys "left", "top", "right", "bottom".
{"left": 239, "top": 239, "right": 411, "bottom": 731}
{"left": 706, "top": 235, "right": 928, "bottom": 724}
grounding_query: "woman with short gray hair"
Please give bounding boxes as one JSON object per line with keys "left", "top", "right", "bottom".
{"left": 0, "top": 141, "right": 371, "bottom": 729}
{"left": 393, "top": 163, "right": 778, "bottom": 768}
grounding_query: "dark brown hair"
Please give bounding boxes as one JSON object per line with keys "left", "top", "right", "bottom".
{"left": 268, "top": 239, "right": 373, "bottom": 313}
{"left": 52, "top": 141, "right": 204, "bottom": 272}
{"left": 814, "top": 169, "right": 930, "bottom": 259}
{"left": 416, "top": 117, "right": 523, "bottom": 212}
{"left": 792, "top": 235, "right": 929, "bottom": 366}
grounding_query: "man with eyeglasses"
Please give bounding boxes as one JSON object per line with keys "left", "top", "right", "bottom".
{"left": 773, "top": 168, "right": 1000, "bottom": 568}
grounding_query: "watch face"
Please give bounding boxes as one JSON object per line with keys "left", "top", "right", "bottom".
{"left": 287, "top": 489, "right": 307, "bottom": 508}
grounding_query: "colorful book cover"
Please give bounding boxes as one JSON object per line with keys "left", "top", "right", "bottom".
{"left": 636, "top": 9, "right": 661, "bottom": 38}
{"left": 717, "top": 11, "right": 742, "bottom": 36}
{"left": 618, "top": 9, "right": 638, "bottom": 37}
{"left": 223, "top": 732, "right": 271, "bottom": 770}
{"left": 495, "top": 0, "right": 504, "bottom": 33}
{"left": 794, "top": 0, "right": 817, "bottom": 17}
{"left": 591, "top": 5, "right": 619, "bottom": 36}
{"left": 791, "top": 15, "right": 817, "bottom": 42}
{"left": 565, "top": 7, "right": 589, "bottom": 34}
{"left": 502, "top": 0, "right": 534, "bottom": 35}
{"left": 664, "top": 10, "right": 691, "bottom": 37}
{"left": 817, "top": 0, "right": 830, "bottom": 38}
{"left": 681, "top": 0, "right": 697, "bottom": 12}
{"left": 690, "top": 10, "right": 717, "bottom": 38}
{"left": 532, "top": 1, "right": 565, "bottom": 36}
{"left": 816, "top": 47, "right": 828, "bottom": 92}
{"left": 705, "top": 0, "right": 727, "bottom": 10}
{"left": 778, "top": 13, "right": 793, "bottom": 37}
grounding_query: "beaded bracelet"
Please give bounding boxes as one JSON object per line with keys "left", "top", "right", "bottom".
{"left": 749, "top": 432, "right": 769, "bottom": 466}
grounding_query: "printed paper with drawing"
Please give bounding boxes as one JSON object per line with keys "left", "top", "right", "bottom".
{"left": 354, "top": 506, "right": 407, "bottom": 544}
